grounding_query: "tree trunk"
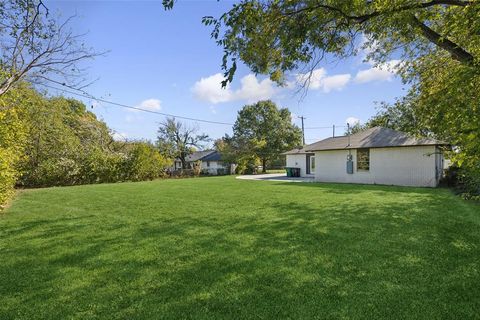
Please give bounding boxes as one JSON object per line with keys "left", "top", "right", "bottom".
{"left": 180, "top": 156, "right": 187, "bottom": 170}
{"left": 262, "top": 158, "right": 267, "bottom": 173}
{"left": 0, "top": 76, "right": 18, "bottom": 96}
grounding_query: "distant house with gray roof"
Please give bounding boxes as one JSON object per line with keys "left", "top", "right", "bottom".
{"left": 172, "top": 150, "right": 230, "bottom": 175}
{"left": 283, "top": 127, "right": 448, "bottom": 187}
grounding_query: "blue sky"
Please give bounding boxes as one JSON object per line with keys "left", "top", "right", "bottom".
{"left": 47, "top": 0, "right": 407, "bottom": 145}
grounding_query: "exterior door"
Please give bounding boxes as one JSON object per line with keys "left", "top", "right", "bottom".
{"left": 306, "top": 154, "right": 315, "bottom": 174}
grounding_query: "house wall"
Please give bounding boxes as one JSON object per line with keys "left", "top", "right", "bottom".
{"left": 200, "top": 161, "right": 226, "bottom": 175}
{"left": 286, "top": 154, "right": 313, "bottom": 177}
{"left": 174, "top": 161, "right": 182, "bottom": 170}
{"left": 314, "top": 145, "right": 440, "bottom": 187}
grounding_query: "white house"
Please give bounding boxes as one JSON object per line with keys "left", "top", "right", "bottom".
{"left": 172, "top": 150, "right": 231, "bottom": 175}
{"left": 284, "top": 127, "right": 448, "bottom": 187}
{"left": 283, "top": 147, "right": 316, "bottom": 178}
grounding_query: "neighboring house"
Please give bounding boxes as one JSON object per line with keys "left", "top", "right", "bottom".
{"left": 284, "top": 127, "right": 449, "bottom": 187}
{"left": 172, "top": 150, "right": 231, "bottom": 175}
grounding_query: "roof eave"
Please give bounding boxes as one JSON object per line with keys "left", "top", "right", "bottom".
{"left": 306, "top": 143, "right": 448, "bottom": 152}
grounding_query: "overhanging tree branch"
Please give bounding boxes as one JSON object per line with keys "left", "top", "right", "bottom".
{"left": 408, "top": 15, "right": 475, "bottom": 64}
{"left": 286, "top": 0, "right": 477, "bottom": 23}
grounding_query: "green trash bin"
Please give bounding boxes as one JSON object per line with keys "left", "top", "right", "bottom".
{"left": 286, "top": 167, "right": 292, "bottom": 177}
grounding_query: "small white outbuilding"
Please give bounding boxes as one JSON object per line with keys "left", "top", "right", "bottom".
{"left": 284, "top": 127, "right": 449, "bottom": 187}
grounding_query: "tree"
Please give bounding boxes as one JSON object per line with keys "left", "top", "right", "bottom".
{"left": 156, "top": 117, "right": 210, "bottom": 169}
{"left": 214, "top": 135, "right": 236, "bottom": 165}
{"left": 354, "top": 58, "right": 480, "bottom": 196}
{"left": 347, "top": 92, "right": 430, "bottom": 136}
{"left": 189, "top": 0, "right": 479, "bottom": 86}
{"left": 0, "top": 84, "right": 30, "bottom": 208}
{"left": 232, "top": 100, "right": 302, "bottom": 173}
{"left": 18, "top": 93, "right": 117, "bottom": 186}
{"left": 123, "top": 142, "right": 171, "bottom": 181}
{"left": 0, "top": 0, "right": 101, "bottom": 96}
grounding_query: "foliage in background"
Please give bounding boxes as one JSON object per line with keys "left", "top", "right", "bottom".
{"left": 221, "top": 100, "right": 301, "bottom": 173}
{"left": 123, "top": 142, "right": 172, "bottom": 182}
{"left": 412, "top": 55, "right": 480, "bottom": 198}
{"left": 0, "top": 87, "right": 29, "bottom": 208}
{"left": 157, "top": 117, "right": 209, "bottom": 169}
{"left": 0, "top": 84, "right": 171, "bottom": 208}
{"left": 349, "top": 56, "right": 480, "bottom": 197}
{"left": 18, "top": 95, "right": 113, "bottom": 186}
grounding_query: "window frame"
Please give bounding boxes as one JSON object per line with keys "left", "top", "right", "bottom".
{"left": 356, "top": 148, "right": 370, "bottom": 172}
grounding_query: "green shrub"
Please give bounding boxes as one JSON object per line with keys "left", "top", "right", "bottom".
{"left": 123, "top": 142, "right": 171, "bottom": 181}
{"left": 0, "top": 90, "right": 28, "bottom": 209}
{"left": 443, "top": 164, "right": 480, "bottom": 200}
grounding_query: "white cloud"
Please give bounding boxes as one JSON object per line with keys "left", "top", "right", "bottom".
{"left": 128, "top": 98, "right": 162, "bottom": 113}
{"left": 346, "top": 117, "right": 360, "bottom": 126}
{"left": 297, "top": 68, "right": 351, "bottom": 93}
{"left": 192, "top": 73, "right": 232, "bottom": 104}
{"left": 354, "top": 60, "right": 402, "bottom": 83}
{"left": 136, "top": 98, "right": 162, "bottom": 111}
{"left": 112, "top": 132, "right": 128, "bottom": 141}
{"left": 234, "top": 74, "right": 276, "bottom": 102}
{"left": 209, "top": 105, "right": 217, "bottom": 114}
{"left": 192, "top": 73, "right": 276, "bottom": 104}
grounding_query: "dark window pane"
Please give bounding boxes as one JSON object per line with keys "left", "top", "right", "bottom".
{"left": 357, "top": 149, "right": 370, "bottom": 171}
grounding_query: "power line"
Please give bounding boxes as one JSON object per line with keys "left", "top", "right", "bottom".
{"left": 37, "top": 82, "right": 350, "bottom": 131}
{"left": 37, "top": 83, "right": 235, "bottom": 126}
{"left": 305, "top": 125, "right": 346, "bottom": 129}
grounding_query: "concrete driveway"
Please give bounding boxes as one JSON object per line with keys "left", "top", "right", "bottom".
{"left": 236, "top": 173, "right": 315, "bottom": 183}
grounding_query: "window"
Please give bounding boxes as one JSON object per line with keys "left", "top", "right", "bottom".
{"left": 357, "top": 149, "right": 370, "bottom": 171}
{"left": 207, "top": 161, "right": 210, "bottom": 167}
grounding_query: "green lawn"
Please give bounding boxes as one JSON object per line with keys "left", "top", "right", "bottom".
{"left": 1, "top": 177, "right": 480, "bottom": 319}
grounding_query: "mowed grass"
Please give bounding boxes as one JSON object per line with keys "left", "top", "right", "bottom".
{"left": 1, "top": 177, "right": 480, "bottom": 319}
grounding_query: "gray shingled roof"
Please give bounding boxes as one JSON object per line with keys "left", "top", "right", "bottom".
{"left": 282, "top": 146, "right": 314, "bottom": 155}
{"left": 202, "top": 150, "right": 222, "bottom": 161}
{"left": 184, "top": 150, "right": 216, "bottom": 162}
{"left": 305, "top": 127, "right": 447, "bottom": 152}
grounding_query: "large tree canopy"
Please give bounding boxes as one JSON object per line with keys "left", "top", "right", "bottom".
{"left": 166, "top": 0, "right": 479, "bottom": 85}
{"left": 232, "top": 100, "right": 302, "bottom": 173}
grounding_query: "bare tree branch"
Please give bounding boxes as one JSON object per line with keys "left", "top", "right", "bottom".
{"left": 0, "top": 0, "right": 104, "bottom": 96}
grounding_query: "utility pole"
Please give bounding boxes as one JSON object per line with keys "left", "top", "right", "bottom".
{"left": 298, "top": 116, "right": 306, "bottom": 145}
{"left": 347, "top": 123, "right": 351, "bottom": 146}
{"left": 333, "top": 124, "right": 335, "bottom": 138}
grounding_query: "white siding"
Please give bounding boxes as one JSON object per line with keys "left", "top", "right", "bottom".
{"left": 200, "top": 161, "right": 227, "bottom": 175}
{"left": 314, "top": 146, "right": 440, "bottom": 187}
{"left": 286, "top": 154, "right": 313, "bottom": 177}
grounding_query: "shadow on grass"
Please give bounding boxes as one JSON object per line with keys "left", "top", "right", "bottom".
{"left": 1, "top": 184, "right": 479, "bottom": 319}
